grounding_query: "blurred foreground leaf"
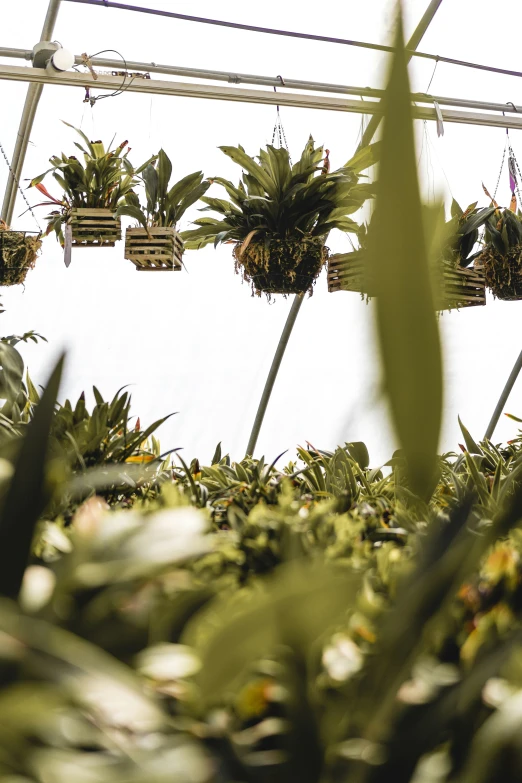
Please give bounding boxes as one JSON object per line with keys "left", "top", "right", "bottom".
{"left": 0, "top": 355, "right": 64, "bottom": 599}
{"left": 367, "top": 9, "right": 442, "bottom": 498}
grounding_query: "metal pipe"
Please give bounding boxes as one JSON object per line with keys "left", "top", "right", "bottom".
{"left": 484, "top": 351, "right": 522, "bottom": 441}
{"left": 2, "top": 65, "right": 522, "bottom": 130}
{"left": 245, "top": 0, "right": 444, "bottom": 458}
{"left": 359, "top": 0, "right": 444, "bottom": 148}
{"left": 1, "top": 0, "right": 61, "bottom": 225}
{"left": 246, "top": 294, "right": 305, "bottom": 457}
{"left": 0, "top": 48, "right": 32, "bottom": 59}
{"left": 2, "top": 47, "right": 522, "bottom": 118}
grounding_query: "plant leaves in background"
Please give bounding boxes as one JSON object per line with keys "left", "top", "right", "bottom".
{"left": 0, "top": 354, "right": 64, "bottom": 598}
{"left": 366, "top": 8, "right": 442, "bottom": 499}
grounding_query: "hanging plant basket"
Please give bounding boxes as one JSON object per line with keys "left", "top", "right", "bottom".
{"left": 233, "top": 237, "right": 328, "bottom": 298}
{"left": 124, "top": 227, "right": 184, "bottom": 271}
{"left": 68, "top": 208, "right": 121, "bottom": 247}
{"left": 476, "top": 244, "right": 522, "bottom": 301}
{"left": 327, "top": 252, "right": 486, "bottom": 310}
{"left": 0, "top": 229, "right": 42, "bottom": 287}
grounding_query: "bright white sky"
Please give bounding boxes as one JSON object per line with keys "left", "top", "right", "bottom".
{"left": 2, "top": 0, "right": 522, "bottom": 466}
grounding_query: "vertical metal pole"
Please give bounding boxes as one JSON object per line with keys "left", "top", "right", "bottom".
{"left": 245, "top": 0, "right": 445, "bottom": 457}
{"left": 1, "top": 0, "right": 62, "bottom": 225}
{"left": 484, "top": 350, "right": 522, "bottom": 441}
{"left": 246, "top": 293, "right": 304, "bottom": 456}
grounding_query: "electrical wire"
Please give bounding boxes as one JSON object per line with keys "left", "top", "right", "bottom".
{"left": 64, "top": 0, "right": 522, "bottom": 83}
{"left": 79, "top": 49, "right": 137, "bottom": 105}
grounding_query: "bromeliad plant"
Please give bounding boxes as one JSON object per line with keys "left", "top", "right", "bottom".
{"left": 477, "top": 206, "right": 522, "bottom": 299}
{"left": 29, "top": 122, "right": 153, "bottom": 246}
{"left": 116, "top": 148, "right": 209, "bottom": 233}
{"left": 182, "top": 137, "right": 378, "bottom": 298}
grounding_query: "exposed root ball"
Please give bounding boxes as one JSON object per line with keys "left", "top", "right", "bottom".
{"left": 479, "top": 243, "right": 522, "bottom": 300}
{"left": 0, "top": 231, "right": 42, "bottom": 286}
{"left": 233, "top": 237, "right": 328, "bottom": 300}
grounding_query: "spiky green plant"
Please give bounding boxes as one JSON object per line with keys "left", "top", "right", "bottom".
{"left": 28, "top": 122, "right": 155, "bottom": 245}
{"left": 478, "top": 207, "right": 522, "bottom": 299}
{"left": 181, "top": 137, "right": 378, "bottom": 297}
{"left": 116, "top": 148, "right": 209, "bottom": 232}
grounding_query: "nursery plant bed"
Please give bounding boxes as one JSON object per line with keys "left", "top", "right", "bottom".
{"left": 0, "top": 229, "right": 41, "bottom": 286}
{"left": 124, "top": 227, "right": 184, "bottom": 271}
{"left": 328, "top": 252, "right": 486, "bottom": 310}
{"left": 68, "top": 208, "right": 121, "bottom": 247}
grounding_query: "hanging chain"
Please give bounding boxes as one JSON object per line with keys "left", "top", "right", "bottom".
{"left": 272, "top": 76, "right": 292, "bottom": 165}
{"left": 493, "top": 140, "right": 507, "bottom": 201}
{"left": 0, "top": 140, "right": 42, "bottom": 232}
{"left": 508, "top": 142, "right": 522, "bottom": 206}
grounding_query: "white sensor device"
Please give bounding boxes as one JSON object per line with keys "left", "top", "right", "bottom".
{"left": 46, "top": 47, "right": 75, "bottom": 74}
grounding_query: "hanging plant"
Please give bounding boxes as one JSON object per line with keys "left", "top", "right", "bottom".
{"left": 116, "top": 149, "right": 209, "bottom": 271}
{"left": 28, "top": 122, "right": 154, "bottom": 247}
{"left": 329, "top": 200, "right": 494, "bottom": 310}
{"left": 181, "top": 136, "right": 378, "bottom": 298}
{"left": 477, "top": 206, "right": 522, "bottom": 300}
{"left": 0, "top": 220, "right": 41, "bottom": 287}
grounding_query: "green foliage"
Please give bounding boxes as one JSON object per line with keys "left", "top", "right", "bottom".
{"left": 181, "top": 136, "right": 377, "bottom": 296}
{"left": 479, "top": 207, "right": 522, "bottom": 298}
{"left": 0, "top": 355, "right": 63, "bottom": 598}
{"left": 29, "top": 122, "right": 155, "bottom": 244}
{"left": 117, "top": 148, "right": 210, "bottom": 230}
{"left": 366, "top": 14, "right": 442, "bottom": 499}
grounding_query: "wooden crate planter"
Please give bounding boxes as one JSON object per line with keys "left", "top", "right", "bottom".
{"left": 124, "top": 227, "right": 184, "bottom": 271}
{"left": 68, "top": 208, "right": 121, "bottom": 247}
{"left": 327, "top": 252, "right": 486, "bottom": 310}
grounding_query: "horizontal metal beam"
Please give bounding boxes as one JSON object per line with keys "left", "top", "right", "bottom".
{"left": 3, "top": 49, "right": 522, "bottom": 118}
{"left": 1, "top": 64, "right": 522, "bottom": 130}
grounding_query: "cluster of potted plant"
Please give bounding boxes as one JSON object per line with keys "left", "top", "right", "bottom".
{"left": 181, "top": 136, "right": 378, "bottom": 298}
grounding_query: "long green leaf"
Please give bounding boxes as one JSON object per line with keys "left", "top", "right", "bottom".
{"left": 0, "top": 354, "right": 64, "bottom": 599}
{"left": 366, "top": 12, "right": 442, "bottom": 498}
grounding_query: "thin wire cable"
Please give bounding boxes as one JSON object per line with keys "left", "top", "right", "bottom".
{"left": 80, "top": 49, "right": 137, "bottom": 105}
{"left": 0, "top": 140, "right": 41, "bottom": 231}
{"left": 63, "top": 0, "right": 522, "bottom": 83}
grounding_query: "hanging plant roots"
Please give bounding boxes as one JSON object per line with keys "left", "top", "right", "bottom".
{"left": 233, "top": 237, "right": 328, "bottom": 299}
{"left": 0, "top": 230, "right": 42, "bottom": 286}
{"left": 478, "top": 243, "right": 522, "bottom": 300}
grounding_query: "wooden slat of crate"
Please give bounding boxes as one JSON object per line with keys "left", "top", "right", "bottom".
{"left": 328, "top": 253, "right": 486, "bottom": 309}
{"left": 125, "top": 227, "right": 183, "bottom": 271}
{"left": 68, "top": 208, "right": 121, "bottom": 247}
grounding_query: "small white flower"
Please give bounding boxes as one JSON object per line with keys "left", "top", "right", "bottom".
{"left": 323, "top": 635, "right": 363, "bottom": 682}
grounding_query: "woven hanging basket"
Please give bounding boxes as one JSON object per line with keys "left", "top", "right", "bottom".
{"left": 68, "top": 208, "right": 121, "bottom": 247}
{"left": 124, "top": 227, "right": 184, "bottom": 271}
{"left": 0, "top": 229, "right": 41, "bottom": 287}
{"left": 327, "top": 251, "right": 486, "bottom": 311}
{"left": 476, "top": 244, "right": 522, "bottom": 301}
{"left": 234, "top": 237, "right": 328, "bottom": 298}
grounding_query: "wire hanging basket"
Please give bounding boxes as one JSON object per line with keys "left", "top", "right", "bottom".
{"left": 0, "top": 224, "right": 42, "bottom": 287}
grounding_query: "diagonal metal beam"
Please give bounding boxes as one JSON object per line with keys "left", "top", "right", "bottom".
{"left": 1, "top": 0, "right": 61, "bottom": 225}
{"left": 359, "top": 0, "right": 444, "bottom": 149}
